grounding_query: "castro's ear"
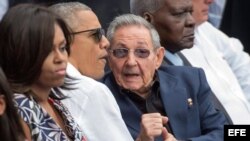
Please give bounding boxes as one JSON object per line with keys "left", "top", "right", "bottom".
{"left": 155, "top": 47, "right": 165, "bottom": 69}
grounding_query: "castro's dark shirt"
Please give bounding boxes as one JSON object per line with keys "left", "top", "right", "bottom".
{"left": 119, "top": 75, "right": 172, "bottom": 133}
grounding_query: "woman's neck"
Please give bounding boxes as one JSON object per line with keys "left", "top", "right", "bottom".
{"left": 31, "top": 83, "right": 51, "bottom": 102}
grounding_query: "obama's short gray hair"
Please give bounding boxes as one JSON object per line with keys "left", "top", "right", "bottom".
{"left": 50, "top": 2, "right": 91, "bottom": 30}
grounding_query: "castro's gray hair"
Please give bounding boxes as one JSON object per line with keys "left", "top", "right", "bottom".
{"left": 49, "top": 2, "right": 91, "bottom": 30}
{"left": 130, "top": 0, "right": 164, "bottom": 16}
{"left": 107, "top": 14, "right": 161, "bottom": 48}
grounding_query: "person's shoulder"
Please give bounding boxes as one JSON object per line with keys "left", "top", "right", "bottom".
{"left": 101, "top": 72, "right": 120, "bottom": 91}
{"left": 66, "top": 67, "right": 108, "bottom": 88}
{"left": 101, "top": 71, "right": 119, "bottom": 89}
{"left": 159, "top": 65, "right": 205, "bottom": 81}
{"left": 66, "top": 74, "right": 112, "bottom": 97}
{"left": 158, "top": 66, "right": 208, "bottom": 93}
{"left": 159, "top": 65, "right": 202, "bottom": 74}
{"left": 200, "top": 21, "right": 214, "bottom": 28}
{"left": 101, "top": 71, "right": 112, "bottom": 82}
{"left": 14, "top": 93, "right": 32, "bottom": 107}
{"left": 198, "top": 21, "right": 229, "bottom": 40}
{"left": 80, "top": 75, "right": 109, "bottom": 89}
{"left": 14, "top": 93, "right": 38, "bottom": 123}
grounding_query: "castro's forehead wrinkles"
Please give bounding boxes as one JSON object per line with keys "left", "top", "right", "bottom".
{"left": 113, "top": 26, "right": 153, "bottom": 49}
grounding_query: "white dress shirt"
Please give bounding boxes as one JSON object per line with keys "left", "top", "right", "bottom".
{"left": 58, "top": 63, "right": 133, "bottom": 141}
{"left": 180, "top": 22, "right": 250, "bottom": 124}
{"left": 195, "top": 22, "right": 250, "bottom": 101}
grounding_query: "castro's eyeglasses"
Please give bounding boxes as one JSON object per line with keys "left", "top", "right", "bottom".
{"left": 71, "top": 28, "right": 105, "bottom": 42}
{"left": 108, "top": 48, "right": 155, "bottom": 58}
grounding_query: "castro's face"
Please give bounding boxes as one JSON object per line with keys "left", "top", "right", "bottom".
{"left": 108, "top": 25, "right": 164, "bottom": 96}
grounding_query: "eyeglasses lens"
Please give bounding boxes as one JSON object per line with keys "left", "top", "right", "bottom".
{"left": 93, "top": 28, "right": 105, "bottom": 42}
{"left": 111, "top": 48, "right": 150, "bottom": 58}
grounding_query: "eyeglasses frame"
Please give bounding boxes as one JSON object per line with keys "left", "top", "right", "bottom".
{"left": 71, "top": 28, "right": 105, "bottom": 42}
{"left": 108, "top": 47, "right": 157, "bottom": 59}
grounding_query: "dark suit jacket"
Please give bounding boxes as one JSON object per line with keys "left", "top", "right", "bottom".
{"left": 163, "top": 53, "right": 233, "bottom": 124}
{"left": 102, "top": 66, "right": 226, "bottom": 141}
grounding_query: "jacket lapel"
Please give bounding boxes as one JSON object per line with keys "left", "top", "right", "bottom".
{"left": 163, "top": 56, "right": 173, "bottom": 65}
{"left": 158, "top": 70, "right": 188, "bottom": 139}
{"left": 105, "top": 74, "right": 142, "bottom": 134}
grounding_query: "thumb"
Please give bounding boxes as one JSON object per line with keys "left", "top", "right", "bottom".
{"left": 162, "top": 116, "right": 168, "bottom": 125}
{"left": 162, "top": 127, "right": 169, "bottom": 140}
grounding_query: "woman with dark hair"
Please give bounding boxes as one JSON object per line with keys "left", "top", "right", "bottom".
{"left": 0, "top": 4, "right": 86, "bottom": 141}
{"left": 0, "top": 67, "right": 25, "bottom": 141}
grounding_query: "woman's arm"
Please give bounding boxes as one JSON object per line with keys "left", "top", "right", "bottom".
{"left": 20, "top": 119, "right": 31, "bottom": 141}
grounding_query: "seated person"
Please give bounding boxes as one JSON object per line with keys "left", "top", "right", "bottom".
{"left": 0, "top": 67, "right": 25, "bottom": 141}
{"left": 102, "top": 14, "right": 226, "bottom": 141}
{"left": 50, "top": 2, "right": 133, "bottom": 141}
{"left": 0, "top": 4, "right": 85, "bottom": 140}
{"left": 181, "top": 0, "right": 250, "bottom": 123}
{"left": 130, "top": 0, "right": 250, "bottom": 124}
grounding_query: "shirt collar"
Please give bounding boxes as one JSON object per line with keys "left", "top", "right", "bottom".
{"left": 165, "top": 50, "right": 184, "bottom": 66}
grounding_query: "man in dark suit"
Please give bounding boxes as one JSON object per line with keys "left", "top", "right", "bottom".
{"left": 102, "top": 14, "right": 226, "bottom": 141}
